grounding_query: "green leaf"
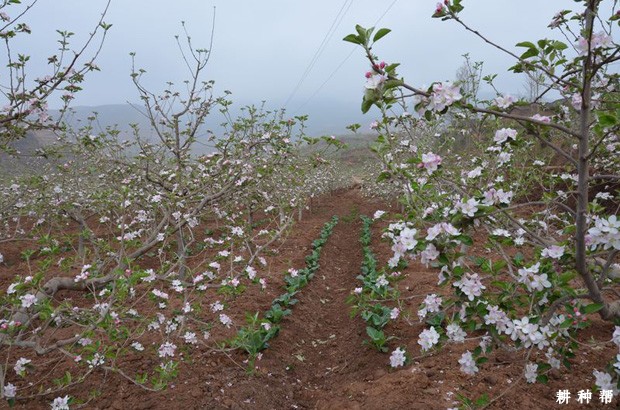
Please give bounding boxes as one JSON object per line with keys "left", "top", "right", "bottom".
{"left": 552, "top": 40, "right": 568, "bottom": 50}
{"left": 376, "top": 171, "right": 391, "bottom": 182}
{"left": 355, "top": 25, "right": 369, "bottom": 44}
{"left": 366, "top": 326, "right": 383, "bottom": 340}
{"left": 343, "top": 34, "right": 361, "bottom": 45}
{"left": 372, "top": 28, "right": 391, "bottom": 43}
{"left": 361, "top": 98, "right": 373, "bottom": 114}
{"left": 583, "top": 303, "right": 604, "bottom": 314}
{"left": 385, "top": 63, "right": 400, "bottom": 72}
{"left": 516, "top": 41, "right": 537, "bottom": 49}
{"left": 383, "top": 79, "right": 402, "bottom": 91}
{"left": 475, "top": 394, "right": 490, "bottom": 406}
{"left": 425, "top": 311, "right": 445, "bottom": 327}
{"left": 458, "top": 235, "right": 473, "bottom": 246}
{"left": 520, "top": 48, "right": 539, "bottom": 59}
{"left": 597, "top": 113, "right": 617, "bottom": 128}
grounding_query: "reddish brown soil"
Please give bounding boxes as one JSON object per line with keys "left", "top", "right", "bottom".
{"left": 3, "top": 188, "right": 618, "bottom": 409}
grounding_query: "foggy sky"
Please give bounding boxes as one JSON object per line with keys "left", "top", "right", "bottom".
{"left": 3, "top": 1, "right": 608, "bottom": 133}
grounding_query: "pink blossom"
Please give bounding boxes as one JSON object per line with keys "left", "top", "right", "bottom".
{"left": 420, "top": 243, "right": 440, "bottom": 266}
{"left": 459, "top": 351, "right": 478, "bottom": 375}
{"left": 531, "top": 114, "right": 551, "bottom": 123}
{"left": 571, "top": 93, "right": 582, "bottom": 110}
{"left": 494, "top": 94, "right": 515, "bottom": 109}
{"left": 541, "top": 245, "right": 565, "bottom": 259}
{"left": 365, "top": 74, "right": 386, "bottom": 90}
{"left": 3, "top": 383, "right": 16, "bottom": 398}
{"left": 418, "top": 327, "right": 440, "bottom": 351}
{"left": 20, "top": 294, "right": 37, "bottom": 308}
{"left": 158, "top": 342, "right": 177, "bottom": 358}
{"left": 493, "top": 128, "right": 517, "bottom": 144}
{"left": 420, "top": 152, "right": 442, "bottom": 174}
{"left": 576, "top": 32, "right": 614, "bottom": 55}
{"left": 430, "top": 82, "right": 462, "bottom": 111}
{"left": 390, "top": 347, "right": 406, "bottom": 367}
{"left": 453, "top": 273, "right": 486, "bottom": 301}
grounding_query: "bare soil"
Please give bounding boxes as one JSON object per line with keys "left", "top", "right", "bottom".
{"left": 3, "top": 188, "right": 618, "bottom": 409}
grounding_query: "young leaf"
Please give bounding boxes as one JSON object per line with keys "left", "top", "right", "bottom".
{"left": 361, "top": 98, "right": 374, "bottom": 114}
{"left": 373, "top": 28, "right": 391, "bottom": 43}
{"left": 343, "top": 34, "right": 361, "bottom": 45}
{"left": 583, "top": 303, "right": 604, "bottom": 314}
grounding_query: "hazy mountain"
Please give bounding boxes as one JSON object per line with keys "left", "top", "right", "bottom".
{"left": 55, "top": 98, "right": 372, "bottom": 139}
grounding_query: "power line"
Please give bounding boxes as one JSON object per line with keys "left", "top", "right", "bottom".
{"left": 294, "top": 47, "right": 357, "bottom": 114}
{"left": 293, "top": 0, "right": 399, "bottom": 114}
{"left": 283, "top": 0, "right": 354, "bottom": 109}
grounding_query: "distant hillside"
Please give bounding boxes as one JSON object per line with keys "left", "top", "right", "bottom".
{"left": 57, "top": 98, "right": 373, "bottom": 139}
{"left": 0, "top": 99, "right": 376, "bottom": 175}
{"left": 56, "top": 104, "right": 156, "bottom": 140}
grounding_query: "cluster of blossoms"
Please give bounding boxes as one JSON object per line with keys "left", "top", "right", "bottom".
{"left": 453, "top": 273, "right": 486, "bottom": 301}
{"left": 418, "top": 293, "right": 443, "bottom": 320}
{"left": 458, "top": 351, "right": 478, "bottom": 375}
{"left": 158, "top": 342, "right": 177, "bottom": 358}
{"left": 364, "top": 70, "right": 387, "bottom": 91}
{"left": 74, "top": 264, "right": 91, "bottom": 282}
{"left": 524, "top": 363, "right": 538, "bottom": 383}
{"left": 587, "top": 215, "right": 620, "bottom": 250}
{"left": 14, "top": 357, "right": 31, "bottom": 376}
{"left": 389, "top": 347, "right": 407, "bottom": 368}
{"left": 446, "top": 323, "right": 466, "bottom": 342}
{"left": 517, "top": 263, "right": 552, "bottom": 292}
{"left": 426, "top": 222, "right": 460, "bottom": 241}
{"left": 390, "top": 226, "right": 418, "bottom": 258}
{"left": 418, "top": 326, "right": 440, "bottom": 351}
{"left": 429, "top": 82, "right": 462, "bottom": 111}
{"left": 419, "top": 152, "right": 443, "bottom": 175}
{"left": 575, "top": 31, "right": 614, "bottom": 55}
{"left": 453, "top": 197, "right": 480, "bottom": 218}
{"left": 481, "top": 188, "right": 513, "bottom": 206}
{"left": 420, "top": 243, "right": 440, "bottom": 267}
{"left": 383, "top": 221, "right": 419, "bottom": 267}
{"left": 493, "top": 128, "right": 518, "bottom": 145}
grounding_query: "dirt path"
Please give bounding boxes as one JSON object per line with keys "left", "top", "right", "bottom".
{"left": 214, "top": 188, "right": 437, "bottom": 410}
{"left": 211, "top": 190, "right": 385, "bottom": 408}
{"left": 258, "top": 188, "right": 384, "bottom": 408}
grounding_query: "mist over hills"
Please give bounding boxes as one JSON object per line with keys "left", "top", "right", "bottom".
{"left": 0, "top": 99, "right": 375, "bottom": 174}
{"left": 57, "top": 98, "right": 373, "bottom": 140}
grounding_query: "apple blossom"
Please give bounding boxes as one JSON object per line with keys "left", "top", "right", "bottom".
{"left": 418, "top": 326, "right": 440, "bottom": 351}
{"left": 390, "top": 347, "right": 407, "bottom": 368}
{"left": 524, "top": 363, "right": 538, "bottom": 383}
{"left": 458, "top": 351, "right": 478, "bottom": 375}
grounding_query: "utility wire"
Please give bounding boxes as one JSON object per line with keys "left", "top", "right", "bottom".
{"left": 293, "top": 0, "right": 399, "bottom": 114}
{"left": 283, "top": 0, "right": 354, "bottom": 109}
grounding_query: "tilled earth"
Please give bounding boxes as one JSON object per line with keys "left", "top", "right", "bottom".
{"left": 5, "top": 188, "right": 618, "bottom": 409}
